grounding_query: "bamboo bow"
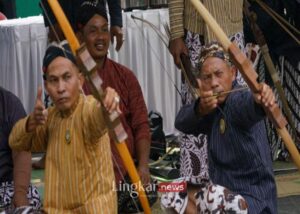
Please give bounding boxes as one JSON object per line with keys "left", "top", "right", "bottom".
{"left": 45, "top": 0, "right": 151, "bottom": 213}
{"left": 189, "top": 0, "right": 300, "bottom": 171}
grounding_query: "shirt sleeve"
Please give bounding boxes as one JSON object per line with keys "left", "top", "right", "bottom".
{"left": 7, "top": 95, "right": 26, "bottom": 132}
{"left": 227, "top": 91, "right": 265, "bottom": 128}
{"left": 175, "top": 99, "right": 213, "bottom": 135}
{"left": 107, "top": 0, "right": 123, "bottom": 27}
{"left": 9, "top": 116, "right": 47, "bottom": 152}
{"left": 82, "top": 96, "right": 108, "bottom": 143}
{"left": 126, "top": 73, "right": 151, "bottom": 144}
{"left": 169, "top": 0, "right": 185, "bottom": 40}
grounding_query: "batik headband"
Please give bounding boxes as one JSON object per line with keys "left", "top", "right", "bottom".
{"left": 197, "top": 42, "right": 231, "bottom": 71}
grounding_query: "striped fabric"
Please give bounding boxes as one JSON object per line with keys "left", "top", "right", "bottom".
{"left": 175, "top": 85, "right": 278, "bottom": 213}
{"left": 9, "top": 95, "right": 117, "bottom": 213}
{"left": 168, "top": 0, "right": 243, "bottom": 43}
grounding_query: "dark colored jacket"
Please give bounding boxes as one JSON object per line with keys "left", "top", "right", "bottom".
{"left": 0, "top": 87, "right": 26, "bottom": 182}
{"left": 175, "top": 86, "right": 277, "bottom": 214}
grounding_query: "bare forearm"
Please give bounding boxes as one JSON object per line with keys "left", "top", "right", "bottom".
{"left": 12, "top": 151, "right": 31, "bottom": 207}
{"left": 136, "top": 138, "right": 150, "bottom": 166}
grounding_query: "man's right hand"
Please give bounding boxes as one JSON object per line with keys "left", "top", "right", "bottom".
{"left": 169, "top": 38, "right": 188, "bottom": 68}
{"left": 197, "top": 79, "right": 218, "bottom": 116}
{"left": 26, "top": 87, "right": 48, "bottom": 132}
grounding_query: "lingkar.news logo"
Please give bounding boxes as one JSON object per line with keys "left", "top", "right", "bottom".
{"left": 113, "top": 181, "right": 187, "bottom": 198}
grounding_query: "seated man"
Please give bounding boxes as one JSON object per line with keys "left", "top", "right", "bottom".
{"left": 0, "top": 87, "right": 41, "bottom": 213}
{"left": 75, "top": 1, "right": 154, "bottom": 212}
{"left": 174, "top": 43, "right": 277, "bottom": 213}
{"left": 9, "top": 42, "right": 119, "bottom": 213}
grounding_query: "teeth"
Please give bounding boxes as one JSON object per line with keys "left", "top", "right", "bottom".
{"left": 96, "top": 44, "right": 104, "bottom": 49}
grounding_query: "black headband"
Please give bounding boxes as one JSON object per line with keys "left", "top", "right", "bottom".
{"left": 76, "top": 0, "right": 108, "bottom": 30}
{"left": 43, "top": 41, "right": 76, "bottom": 74}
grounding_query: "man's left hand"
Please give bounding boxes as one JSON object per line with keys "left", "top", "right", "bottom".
{"left": 103, "top": 87, "right": 121, "bottom": 114}
{"left": 138, "top": 164, "right": 150, "bottom": 186}
{"left": 254, "top": 83, "right": 275, "bottom": 108}
{"left": 110, "top": 26, "right": 123, "bottom": 51}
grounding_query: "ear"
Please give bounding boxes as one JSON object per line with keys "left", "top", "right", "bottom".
{"left": 43, "top": 81, "right": 48, "bottom": 93}
{"left": 230, "top": 66, "right": 237, "bottom": 82}
{"left": 76, "top": 31, "right": 84, "bottom": 43}
{"left": 78, "top": 72, "right": 85, "bottom": 88}
{"left": 43, "top": 83, "right": 50, "bottom": 98}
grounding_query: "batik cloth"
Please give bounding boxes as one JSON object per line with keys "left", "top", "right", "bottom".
{"left": 0, "top": 182, "right": 41, "bottom": 212}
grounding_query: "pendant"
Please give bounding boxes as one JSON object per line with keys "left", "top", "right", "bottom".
{"left": 219, "top": 118, "right": 226, "bottom": 134}
{"left": 65, "top": 129, "right": 71, "bottom": 144}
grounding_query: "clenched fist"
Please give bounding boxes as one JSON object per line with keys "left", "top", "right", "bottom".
{"left": 26, "top": 87, "right": 48, "bottom": 132}
{"left": 253, "top": 83, "right": 275, "bottom": 108}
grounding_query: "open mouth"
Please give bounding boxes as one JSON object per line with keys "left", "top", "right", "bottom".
{"left": 95, "top": 42, "right": 105, "bottom": 51}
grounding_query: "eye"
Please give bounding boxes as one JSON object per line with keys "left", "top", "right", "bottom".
{"left": 201, "top": 75, "right": 211, "bottom": 81}
{"left": 102, "top": 26, "right": 109, "bottom": 32}
{"left": 48, "top": 77, "right": 58, "bottom": 83}
{"left": 215, "top": 71, "right": 223, "bottom": 77}
{"left": 64, "top": 74, "right": 72, "bottom": 81}
{"left": 87, "top": 27, "right": 97, "bottom": 35}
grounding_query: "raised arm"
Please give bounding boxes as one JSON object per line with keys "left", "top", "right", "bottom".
{"left": 175, "top": 99, "right": 213, "bottom": 135}
{"left": 9, "top": 87, "right": 48, "bottom": 152}
{"left": 228, "top": 83, "right": 275, "bottom": 129}
{"left": 82, "top": 87, "right": 121, "bottom": 142}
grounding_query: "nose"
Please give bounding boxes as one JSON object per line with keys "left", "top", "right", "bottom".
{"left": 211, "top": 75, "right": 219, "bottom": 89}
{"left": 57, "top": 80, "right": 66, "bottom": 94}
{"left": 96, "top": 29, "right": 106, "bottom": 39}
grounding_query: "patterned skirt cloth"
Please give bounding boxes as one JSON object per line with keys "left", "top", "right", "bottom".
{"left": 0, "top": 181, "right": 42, "bottom": 213}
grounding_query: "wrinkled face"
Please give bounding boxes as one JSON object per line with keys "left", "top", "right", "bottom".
{"left": 44, "top": 57, "right": 83, "bottom": 112}
{"left": 199, "top": 57, "right": 236, "bottom": 104}
{"left": 81, "top": 14, "right": 110, "bottom": 60}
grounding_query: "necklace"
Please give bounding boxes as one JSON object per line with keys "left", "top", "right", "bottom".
{"left": 60, "top": 96, "right": 81, "bottom": 144}
{"left": 65, "top": 129, "right": 71, "bottom": 144}
{"left": 219, "top": 118, "right": 226, "bottom": 134}
{"left": 217, "top": 106, "right": 226, "bottom": 135}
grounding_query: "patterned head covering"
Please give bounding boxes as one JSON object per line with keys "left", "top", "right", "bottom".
{"left": 76, "top": 0, "right": 108, "bottom": 30}
{"left": 42, "top": 40, "right": 76, "bottom": 76}
{"left": 197, "top": 42, "right": 231, "bottom": 72}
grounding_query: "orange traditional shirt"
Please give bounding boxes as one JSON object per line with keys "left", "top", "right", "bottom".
{"left": 9, "top": 95, "right": 117, "bottom": 213}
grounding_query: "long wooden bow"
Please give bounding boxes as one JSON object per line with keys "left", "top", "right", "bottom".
{"left": 189, "top": 0, "right": 300, "bottom": 171}
{"left": 45, "top": 0, "right": 151, "bottom": 213}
